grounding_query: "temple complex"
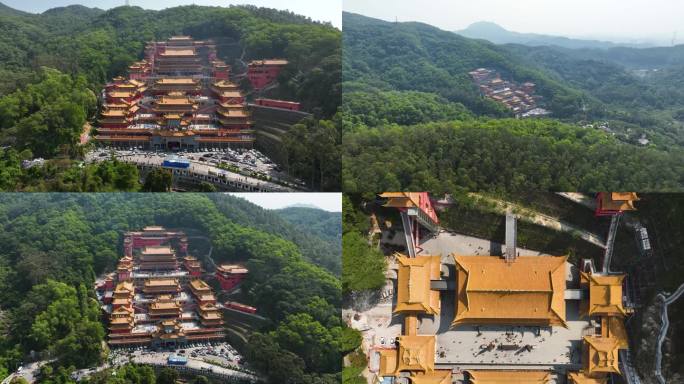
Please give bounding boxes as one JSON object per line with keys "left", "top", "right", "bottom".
{"left": 95, "top": 36, "right": 255, "bottom": 150}
{"left": 97, "top": 226, "right": 225, "bottom": 347}
{"left": 360, "top": 192, "right": 634, "bottom": 384}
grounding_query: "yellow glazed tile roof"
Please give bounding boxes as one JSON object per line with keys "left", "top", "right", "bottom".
{"left": 582, "top": 272, "right": 627, "bottom": 317}
{"left": 410, "top": 370, "right": 452, "bottom": 384}
{"left": 567, "top": 371, "right": 608, "bottom": 384}
{"left": 379, "top": 192, "right": 421, "bottom": 208}
{"left": 190, "top": 279, "right": 211, "bottom": 291}
{"left": 395, "top": 335, "right": 435, "bottom": 374}
{"left": 467, "top": 370, "right": 552, "bottom": 383}
{"left": 115, "top": 281, "right": 134, "bottom": 293}
{"left": 141, "top": 246, "right": 174, "bottom": 255}
{"left": 377, "top": 349, "right": 397, "bottom": 377}
{"left": 584, "top": 336, "right": 621, "bottom": 375}
{"left": 600, "top": 192, "right": 638, "bottom": 211}
{"left": 156, "top": 78, "right": 197, "bottom": 84}
{"left": 144, "top": 278, "right": 178, "bottom": 287}
{"left": 395, "top": 255, "right": 441, "bottom": 315}
{"left": 453, "top": 255, "right": 567, "bottom": 327}
{"left": 603, "top": 317, "right": 629, "bottom": 349}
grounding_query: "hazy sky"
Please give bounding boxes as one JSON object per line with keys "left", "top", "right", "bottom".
{"left": 228, "top": 193, "right": 341, "bottom": 212}
{"left": 344, "top": 0, "right": 683, "bottom": 43}
{"left": 5, "top": 0, "right": 341, "bottom": 28}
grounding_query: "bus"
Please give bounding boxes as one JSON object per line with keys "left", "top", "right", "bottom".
{"left": 167, "top": 355, "right": 188, "bottom": 366}
{"left": 162, "top": 156, "right": 190, "bottom": 169}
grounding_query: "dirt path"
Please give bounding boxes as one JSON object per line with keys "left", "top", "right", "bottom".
{"left": 469, "top": 193, "right": 607, "bottom": 249}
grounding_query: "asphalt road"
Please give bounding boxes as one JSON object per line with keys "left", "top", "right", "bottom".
{"left": 86, "top": 150, "right": 298, "bottom": 191}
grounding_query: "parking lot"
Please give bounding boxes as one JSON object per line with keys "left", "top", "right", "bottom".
{"left": 85, "top": 148, "right": 305, "bottom": 191}
{"left": 86, "top": 148, "right": 284, "bottom": 180}
{"left": 69, "top": 341, "right": 256, "bottom": 382}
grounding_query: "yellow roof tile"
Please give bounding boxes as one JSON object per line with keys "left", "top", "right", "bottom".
{"left": 453, "top": 255, "right": 567, "bottom": 327}
{"left": 410, "top": 370, "right": 452, "bottom": 384}
{"left": 599, "top": 192, "right": 638, "bottom": 212}
{"left": 378, "top": 349, "right": 397, "bottom": 377}
{"left": 567, "top": 372, "right": 608, "bottom": 384}
{"left": 584, "top": 336, "right": 621, "bottom": 374}
{"left": 395, "top": 255, "right": 441, "bottom": 315}
{"left": 467, "top": 370, "right": 552, "bottom": 383}
{"left": 395, "top": 335, "right": 435, "bottom": 374}
{"left": 583, "top": 272, "right": 627, "bottom": 317}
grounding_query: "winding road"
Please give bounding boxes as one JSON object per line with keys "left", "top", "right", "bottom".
{"left": 654, "top": 282, "right": 684, "bottom": 384}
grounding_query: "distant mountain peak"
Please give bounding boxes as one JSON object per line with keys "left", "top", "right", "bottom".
{"left": 456, "top": 21, "right": 652, "bottom": 49}
{"left": 0, "top": 1, "right": 30, "bottom": 16}
{"left": 465, "top": 21, "right": 507, "bottom": 32}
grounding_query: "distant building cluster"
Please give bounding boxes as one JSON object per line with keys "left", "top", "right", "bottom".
{"left": 469, "top": 68, "right": 549, "bottom": 117}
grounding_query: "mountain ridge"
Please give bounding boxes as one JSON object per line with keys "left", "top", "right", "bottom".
{"left": 456, "top": 21, "right": 654, "bottom": 49}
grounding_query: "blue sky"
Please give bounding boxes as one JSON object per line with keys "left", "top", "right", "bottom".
{"left": 5, "top": 0, "right": 341, "bottom": 27}
{"left": 344, "top": 0, "right": 682, "bottom": 44}
{"left": 228, "top": 193, "right": 341, "bottom": 212}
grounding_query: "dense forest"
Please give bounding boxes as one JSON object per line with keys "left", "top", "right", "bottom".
{"left": 0, "top": 3, "right": 341, "bottom": 191}
{"left": 282, "top": 115, "right": 341, "bottom": 191}
{"left": 0, "top": 194, "right": 344, "bottom": 384}
{"left": 276, "top": 206, "right": 341, "bottom": 246}
{"left": 343, "top": 119, "right": 684, "bottom": 193}
{"left": 342, "top": 12, "right": 684, "bottom": 191}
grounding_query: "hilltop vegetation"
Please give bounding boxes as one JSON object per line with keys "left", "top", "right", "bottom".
{"left": 0, "top": 194, "right": 343, "bottom": 383}
{"left": 342, "top": 12, "right": 684, "bottom": 191}
{"left": 275, "top": 206, "right": 342, "bottom": 244}
{"left": 344, "top": 12, "right": 684, "bottom": 130}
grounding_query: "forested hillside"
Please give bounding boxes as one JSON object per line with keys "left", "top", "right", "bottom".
{"left": 209, "top": 194, "right": 342, "bottom": 274}
{"left": 275, "top": 206, "right": 341, "bottom": 243}
{"left": 0, "top": 194, "right": 344, "bottom": 384}
{"left": 343, "top": 12, "right": 593, "bottom": 119}
{"left": 0, "top": 3, "right": 341, "bottom": 191}
{"left": 342, "top": 12, "right": 684, "bottom": 191}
